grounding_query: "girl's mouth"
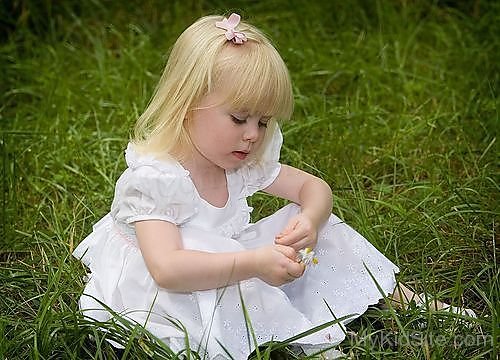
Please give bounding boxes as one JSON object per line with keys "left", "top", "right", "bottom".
{"left": 232, "top": 151, "right": 248, "bottom": 160}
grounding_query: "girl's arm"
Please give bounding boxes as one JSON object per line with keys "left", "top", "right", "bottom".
{"left": 135, "top": 220, "right": 304, "bottom": 292}
{"left": 264, "top": 164, "right": 333, "bottom": 250}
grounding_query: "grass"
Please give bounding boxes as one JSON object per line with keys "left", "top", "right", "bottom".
{"left": 1, "top": 0, "right": 498, "bottom": 358}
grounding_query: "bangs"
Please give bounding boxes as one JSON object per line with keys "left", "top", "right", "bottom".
{"left": 211, "top": 43, "right": 293, "bottom": 120}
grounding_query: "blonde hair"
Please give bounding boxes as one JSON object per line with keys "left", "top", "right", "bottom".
{"left": 133, "top": 14, "right": 294, "bottom": 159}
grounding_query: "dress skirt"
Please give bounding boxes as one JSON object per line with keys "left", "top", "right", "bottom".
{"left": 73, "top": 203, "right": 399, "bottom": 359}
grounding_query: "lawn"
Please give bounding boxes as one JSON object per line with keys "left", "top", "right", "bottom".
{"left": 1, "top": 0, "right": 498, "bottom": 358}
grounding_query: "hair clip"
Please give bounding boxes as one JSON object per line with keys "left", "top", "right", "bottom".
{"left": 215, "top": 13, "right": 247, "bottom": 44}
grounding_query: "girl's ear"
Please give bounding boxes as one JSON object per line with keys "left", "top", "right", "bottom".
{"left": 183, "top": 111, "right": 193, "bottom": 133}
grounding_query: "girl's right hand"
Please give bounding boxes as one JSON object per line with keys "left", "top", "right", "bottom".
{"left": 253, "top": 245, "right": 305, "bottom": 287}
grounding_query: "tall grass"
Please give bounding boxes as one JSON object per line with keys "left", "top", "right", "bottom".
{"left": 1, "top": 0, "right": 498, "bottom": 358}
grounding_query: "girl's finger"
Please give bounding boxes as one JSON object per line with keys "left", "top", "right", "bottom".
{"left": 275, "top": 228, "right": 307, "bottom": 245}
{"left": 276, "top": 219, "right": 299, "bottom": 239}
{"left": 277, "top": 232, "right": 309, "bottom": 249}
{"left": 275, "top": 233, "right": 296, "bottom": 245}
{"left": 287, "top": 262, "right": 305, "bottom": 278}
{"left": 289, "top": 238, "right": 309, "bottom": 251}
{"left": 275, "top": 244, "right": 297, "bottom": 260}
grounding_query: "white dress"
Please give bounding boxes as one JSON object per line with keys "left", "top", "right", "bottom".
{"left": 73, "top": 128, "right": 399, "bottom": 359}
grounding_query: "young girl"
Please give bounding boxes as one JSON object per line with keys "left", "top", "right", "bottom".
{"left": 73, "top": 13, "right": 474, "bottom": 359}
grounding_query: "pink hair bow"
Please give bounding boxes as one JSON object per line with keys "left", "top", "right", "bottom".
{"left": 215, "top": 13, "right": 247, "bottom": 44}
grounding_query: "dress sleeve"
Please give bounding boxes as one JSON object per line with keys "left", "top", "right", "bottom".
{"left": 237, "top": 124, "right": 283, "bottom": 197}
{"left": 111, "top": 164, "right": 196, "bottom": 226}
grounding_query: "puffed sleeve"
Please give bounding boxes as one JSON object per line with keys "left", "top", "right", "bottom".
{"left": 236, "top": 122, "right": 283, "bottom": 197}
{"left": 110, "top": 145, "right": 196, "bottom": 225}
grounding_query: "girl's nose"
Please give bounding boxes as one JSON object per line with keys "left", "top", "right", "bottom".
{"left": 243, "top": 122, "right": 260, "bottom": 142}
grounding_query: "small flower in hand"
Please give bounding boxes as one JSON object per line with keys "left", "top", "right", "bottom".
{"left": 297, "top": 248, "right": 318, "bottom": 266}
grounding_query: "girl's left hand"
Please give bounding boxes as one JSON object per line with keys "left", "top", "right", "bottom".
{"left": 274, "top": 213, "right": 318, "bottom": 251}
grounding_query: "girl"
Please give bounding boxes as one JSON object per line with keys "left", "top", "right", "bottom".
{"left": 73, "top": 13, "right": 474, "bottom": 359}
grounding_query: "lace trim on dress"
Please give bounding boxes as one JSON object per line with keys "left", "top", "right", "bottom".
{"left": 113, "top": 222, "right": 140, "bottom": 250}
{"left": 125, "top": 143, "right": 190, "bottom": 176}
{"left": 215, "top": 204, "right": 253, "bottom": 238}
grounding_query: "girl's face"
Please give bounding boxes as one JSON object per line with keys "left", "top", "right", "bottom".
{"left": 186, "top": 91, "right": 270, "bottom": 170}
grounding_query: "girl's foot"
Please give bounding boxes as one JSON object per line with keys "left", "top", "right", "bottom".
{"left": 389, "top": 283, "right": 476, "bottom": 318}
{"left": 416, "top": 293, "right": 477, "bottom": 318}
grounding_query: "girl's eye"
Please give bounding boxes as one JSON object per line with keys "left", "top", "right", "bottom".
{"left": 231, "top": 114, "right": 268, "bottom": 128}
{"left": 259, "top": 116, "right": 271, "bottom": 128}
{"left": 231, "top": 115, "right": 246, "bottom": 124}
